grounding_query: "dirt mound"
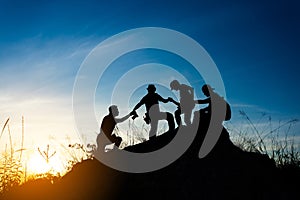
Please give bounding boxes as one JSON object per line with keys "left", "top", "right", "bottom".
{"left": 3, "top": 124, "right": 299, "bottom": 200}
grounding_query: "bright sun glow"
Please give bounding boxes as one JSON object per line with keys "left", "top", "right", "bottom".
{"left": 26, "top": 152, "right": 66, "bottom": 175}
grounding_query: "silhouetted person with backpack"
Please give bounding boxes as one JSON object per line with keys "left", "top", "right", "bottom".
{"left": 169, "top": 80, "right": 195, "bottom": 126}
{"left": 97, "top": 105, "right": 133, "bottom": 151}
{"left": 194, "top": 84, "right": 231, "bottom": 125}
{"left": 131, "top": 84, "right": 175, "bottom": 139}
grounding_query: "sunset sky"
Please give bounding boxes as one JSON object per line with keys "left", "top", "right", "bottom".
{"left": 1, "top": 0, "right": 299, "bottom": 160}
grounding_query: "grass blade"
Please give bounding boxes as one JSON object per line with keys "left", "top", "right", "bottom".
{"left": 0, "top": 118, "right": 10, "bottom": 141}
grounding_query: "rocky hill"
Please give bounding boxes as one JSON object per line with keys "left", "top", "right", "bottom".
{"left": 3, "top": 120, "right": 299, "bottom": 200}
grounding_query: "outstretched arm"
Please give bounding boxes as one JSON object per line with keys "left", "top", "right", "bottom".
{"left": 157, "top": 94, "right": 169, "bottom": 103}
{"left": 195, "top": 97, "right": 210, "bottom": 104}
{"left": 168, "top": 97, "right": 180, "bottom": 106}
{"left": 132, "top": 101, "right": 143, "bottom": 111}
{"left": 115, "top": 113, "right": 131, "bottom": 123}
{"left": 132, "top": 96, "right": 145, "bottom": 112}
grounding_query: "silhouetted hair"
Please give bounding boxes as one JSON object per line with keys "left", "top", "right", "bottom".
{"left": 147, "top": 84, "right": 156, "bottom": 92}
{"left": 170, "top": 80, "right": 180, "bottom": 90}
{"left": 202, "top": 84, "right": 214, "bottom": 94}
{"left": 108, "top": 105, "right": 117, "bottom": 114}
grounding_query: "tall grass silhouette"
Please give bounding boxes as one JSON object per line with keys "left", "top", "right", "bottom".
{"left": 0, "top": 116, "right": 60, "bottom": 194}
{"left": 0, "top": 118, "right": 23, "bottom": 193}
{"left": 226, "top": 111, "right": 300, "bottom": 169}
{"left": 63, "top": 142, "right": 95, "bottom": 171}
{"left": 117, "top": 120, "right": 148, "bottom": 149}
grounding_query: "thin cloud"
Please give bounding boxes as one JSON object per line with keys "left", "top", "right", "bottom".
{"left": 0, "top": 35, "right": 98, "bottom": 152}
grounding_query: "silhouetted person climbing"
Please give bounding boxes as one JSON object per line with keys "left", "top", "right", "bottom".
{"left": 131, "top": 84, "right": 175, "bottom": 138}
{"left": 169, "top": 80, "right": 195, "bottom": 126}
{"left": 194, "top": 84, "right": 231, "bottom": 124}
{"left": 97, "top": 105, "right": 133, "bottom": 150}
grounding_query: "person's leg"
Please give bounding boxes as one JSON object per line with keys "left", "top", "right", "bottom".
{"left": 97, "top": 131, "right": 122, "bottom": 151}
{"left": 184, "top": 111, "right": 192, "bottom": 126}
{"left": 156, "top": 111, "right": 175, "bottom": 132}
{"left": 174, "top": 107, "right": 181, "bottom": 127}
{"left": 193, "top": 110, "right": 200, "bottom": 125}
{"left": 96, "top": 133, "right": 102, "bottom": 152}
{"left": 149, "top": 106, "right": 161, "bottom": 138}
{"left": 107, "top": 133, "right": 122, "bottom": 147}
{"left": 149, "top": 118, "right": 158, "bottom": 138}
{"left": 113, "top": 136, "right": 122, "bottom": 147}
{"left": 166, "top": 112, "right": 175, "bottom": 131}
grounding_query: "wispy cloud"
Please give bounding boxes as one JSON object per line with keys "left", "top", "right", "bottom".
{"left": 0, "top": 35, "right": 98, "bottom": 149}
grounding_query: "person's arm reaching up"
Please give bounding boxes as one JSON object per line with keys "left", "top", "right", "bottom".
{"left": 115, "top": 113, "right": 131, "bottom": 123}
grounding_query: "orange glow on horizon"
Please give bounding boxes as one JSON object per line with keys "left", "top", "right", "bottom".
{"left": 26, "top": 152, "right": 66, "bottom": 176}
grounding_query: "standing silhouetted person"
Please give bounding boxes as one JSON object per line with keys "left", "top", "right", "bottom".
{"left": 169, "top": 80, "right": 195, "bottom": 126}
{"left": 194, "top": 84, "right": 231, "bottom": 124}
{"left": 131, "top": 84, "right": 175, "bottom": 138}
{"left": 97, "top": 105, "right": 133, "bottom": 151}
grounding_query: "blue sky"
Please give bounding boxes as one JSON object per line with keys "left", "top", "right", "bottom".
{"left": 0, "top": 0, "right": 300, "bottom": 148}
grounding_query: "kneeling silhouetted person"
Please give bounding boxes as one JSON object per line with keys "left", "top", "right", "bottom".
{"left": 97, "top": 105, "right": 133, "bottom": 151}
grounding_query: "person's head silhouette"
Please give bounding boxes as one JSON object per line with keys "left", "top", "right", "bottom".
{"left": 202, "top": 84, "right": 214, "bottom": 97}
{"left": 109, "top": 105, "right": 119, "bottom": 117}
{"left": 147, "top": 84, "right": 156, "bottom": 93}
{"left": 170, "top": 80, "right": 180, "bottom": 91}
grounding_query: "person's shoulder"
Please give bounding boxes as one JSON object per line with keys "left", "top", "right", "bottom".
{"left": 142, "top": 94, "right": 149, "bottom": 99}
{"left": 154, "top": 93, "right": 163, "bottom": 98}
{"left": 103, "top": 114, "right": 112, "bottom": 121}
{"left": 180, "top": 84, "right": 192, "bottom": 90}
{"left": 102, "top": 114, "right": 109, "bottom": 119}
{"left": 181, "top": 83, "right": 189, "bottom": 87}
{"left": 138, "top": 94, "right": 149, "bottom": 103}
{"left": 213, "top": 93, "right": 226, "bottom": 101}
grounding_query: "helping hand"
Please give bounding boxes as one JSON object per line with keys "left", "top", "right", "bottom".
{"left": 130, "top": 110, "right": 138, "bottom": 120}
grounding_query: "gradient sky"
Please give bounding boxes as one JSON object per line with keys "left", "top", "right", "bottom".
{"left": 0, "top": 0, "right": 299, "bottom": 151}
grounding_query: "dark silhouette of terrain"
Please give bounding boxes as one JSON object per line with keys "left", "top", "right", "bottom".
{"left": 2, "top": 119, "right": 299, "bottom": 200}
